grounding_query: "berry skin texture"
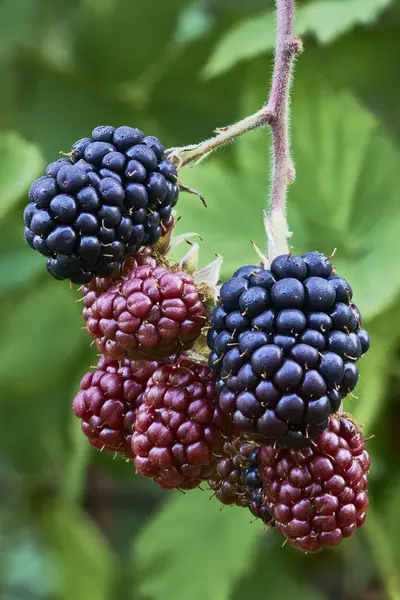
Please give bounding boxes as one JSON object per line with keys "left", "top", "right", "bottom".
{"left": 208, "top": 253, "right": 370, "bottom": 446}
{"left": 132, "top": 358, "right": 227, "bottom": 490}
{"left": 259, "top": 415, "right": 370, "bottom": 552}
{"left": 208, "top": 442, "right": 274, "bottom": 525}
{"left": 84, "top": 263, "right": 207, "bottom": 361}
{"left": 82, "top": 247, "right": 156, "bottom": 312}
{"left": 24, "top": 126, "right": 179, "bottom": 283}
{"left": 72, "top": 356, "right": 161, "bottom": 458}
{"left": 208, "top": 439, "right": 255, "bottom": 506}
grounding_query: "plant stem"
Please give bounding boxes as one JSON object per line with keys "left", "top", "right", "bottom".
{"left": 167, "top": 0, "right": 302, "bottom": 263}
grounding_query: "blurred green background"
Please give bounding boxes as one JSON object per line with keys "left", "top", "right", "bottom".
{"left": 1, "top": 0, "right": 400, "bottom": 599}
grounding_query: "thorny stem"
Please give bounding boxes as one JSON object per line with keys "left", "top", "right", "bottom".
{"left": 167, "top": 0, "right": 302, "bottom": 264}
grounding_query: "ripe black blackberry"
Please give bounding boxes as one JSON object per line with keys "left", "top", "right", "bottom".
{"left": 207, "top": 252, "right": 370, "bottom": 447}
{"left": 23, "top": 126, "right": 179, "bottom": 283}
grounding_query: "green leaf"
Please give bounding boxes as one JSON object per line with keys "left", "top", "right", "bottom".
{"left": 0, "top": 281, "right": 86, "bottom": 397}
{"left": 203, "top": 0, "right": 394, "bottom": 78}
{"left": 351, "top": 309, "right": 399, "bottom": 434}
{"left": 43, "top": 503, "right": 116, "bottom": 600}
{"left": 59, "top": 376, "right": 91, "bottom": 504}
{"left": 133, "top": 489, "right": 261, "bottom": 600}
{"left": 365, "top": 505, "right": 400, "bottom": 600}
{"left": 0, "top": 132, "right": 43, "bottom": 221}
{"left": 178, "top": 77, "right": 400, "bottom": 321}
{"left": 232, "top": 534, "right": 324, "bottom": 600}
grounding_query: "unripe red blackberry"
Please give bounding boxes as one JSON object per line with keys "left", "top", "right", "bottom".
{"left": 24, "top": 126, "right": 179, "bottom": 283}
{"left": 259, "top": 415, "right": 370, "bottom": 552}
{"left": 82, "top": 248, "right": 157, "bottom": 315}
{"left": 132, "top": 358, "right": 227, "bottom": 490}
{"left": 72, "top": 356, "right": 160, "bottom": 457}
{"left": 208, "top": 253, "right": 370, "bottom": 446}
{"left": 84, "top": 264, "right": 207, "bottom": 361}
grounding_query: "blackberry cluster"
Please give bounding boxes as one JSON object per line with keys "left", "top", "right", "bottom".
{"left": 132, "top": 358, "right": 228, "bottom": 490}
{"left": 72, "top": 356, "right": 161, "bottom": 458}
{"left": 24, "top": 125, "right": 179, "bottom": 283}
{"left": 208, "top": 252, "right": 370, "bottom": 447}
{"left": 84, "top": 264, "right": 207, "bottom": 361}
{"left": 259, "top": 415, "right": 370, "bottom": 552}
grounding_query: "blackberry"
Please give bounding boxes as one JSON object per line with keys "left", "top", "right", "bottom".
{"left": 24, "top": 126, "right": 179, "bottom": 283}
{"left": 208, "top": 253, "right": 370, "bottom": 447}
{"left": 84, "top": 263, "right": 207, "bottom": 361}
{"left": 132, "top": 358, "right": 227, "bottom": 490}
{"left": 259, "top": 415, "right": 370, "bottom": 552}
{"left": 208, "top": 443, "right": 274, "bottom": 526}
{"left": 244, "top": 450, "right": 274, "bottom": 526}
{"left": 72, "top": 356, "right": 161, "bottom": 458}
{"left": 208, "top": 439, "right": 255, "bottom": 506}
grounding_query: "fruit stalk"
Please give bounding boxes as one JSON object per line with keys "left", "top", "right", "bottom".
{"left": 266, "top": 0, "right": 302, "bottom": 262}
{"left": 168, "top": 1, "right": 302, "bottom": 261}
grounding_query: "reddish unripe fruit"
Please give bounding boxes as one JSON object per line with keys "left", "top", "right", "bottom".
{"left": 72, "top": 356, "right": 161, "bottom": 457}
{"left": 132, "top": 358, "right": 228, "bottom": 489}
{"left": 83, "top": 264, "right": 207, "bottom": 361}
{"left": 82, "top": 248, "right": 156, "bottom": 313}
{"left": 259, "top": 415, "right": 370, "bottom": 552}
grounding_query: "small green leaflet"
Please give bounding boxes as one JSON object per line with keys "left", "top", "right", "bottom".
{"left": 203, "top": 0, "right": 394, "bottom": 78}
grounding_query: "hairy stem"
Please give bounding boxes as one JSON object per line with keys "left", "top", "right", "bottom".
{"left": 168, "top": 0, "right": 302, "bottom": 262}
{"left": 265, "top": 0, "right": 301, "bottom": 262}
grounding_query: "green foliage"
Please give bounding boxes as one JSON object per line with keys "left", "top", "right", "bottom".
{"left": 134, "top": 490, "right": 261, "bottom": 600}
{"left": 0, "top": 1, "right": 400, "bottom": 599}
{"left": 42, "top": 503, "right": 116, "bottom": 600}
{"left": 203, "top": 0, "right": 395, "bottom": 78}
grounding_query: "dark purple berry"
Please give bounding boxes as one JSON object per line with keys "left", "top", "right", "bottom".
{"left": 239, "top": 287, "right": 269, "bottom": 318}
{"left": 339, "top": 362, "right": 359, "bottom": 395}
{"left": 276, "top": 309, "right": 306, "bottom": 334}
{"left": 304, "top": 277, "right": 336, "bottom": 310}
{"left": 290, "top": 344, "right": 319, "bottom": 368}
{"left": 328, "top": 275, "right": 353, "bottom": 304}
{"left": 47, "top": 226, "right": 77, "bottom": 254}
{"left": 143, "top": 136, "right": 164, "bottom": 160}
{"left": 271, "top": 254, "right": 307, "bottom": 280}
{"left": 92, "top": 125, "right": 115, "bottom": 142}
{"left": 299, "top": 329, "right": 326, "bottom": 350}
{"left": 271, "top": 278, "right": 305, "bottom": 309}
{"left": 84, "top": 142, "right": 115, "bottom": 167}
{"left": 125, "top": 145, "right": 157, "bottom": 171}
{"left": 57, "top": 164, "right": 89, "bottom": 193}
{"left": 30, "top": 210, "right": 55, "bottom": 236}
{"left": 50, "top": 194, "right": 77, "bottom": 223}
{"left": 273, "top": 335, "right": 297, "bottom": 354}
{"left": 274, "top": 360, "right": 303, "bottom": 392}
{"left": 251, "top": 345, "right": 283, "bottom": 377}
{"left": 76, "top": 187, "right": 100, "bottom": 211}
{"left": 302, "top": 251, "right": 333, "bottom": 278}
{"left": 112, "top": 126, "right": 144, "bottom": 151}
{"left": 318, "top": 352, "right": 344, "bottom": 389}
{"left": 251, "top": 310, "right": 276, "bottom": 333}
{"left": 357, "top": 329, "right": 370, "bottom": 354}
{"left": 220, "top": 277, "right": 249, "bottom": 310}
{"left": 125, "top": 183, "right": 148, "bottom": 208}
